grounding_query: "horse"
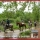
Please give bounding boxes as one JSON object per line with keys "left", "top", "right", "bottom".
{"left": 28, "top": 20, "right": 32, "bottom": 29}
{"left": 4, "top": 24, "right": 14, "bottom": 32}
{"left": 1, "top": 20, "right": 14, "bottom": 32}
{"left": 16, "top": 22, "right": 26, "bottom": 31}
{"left": 34, "top": 21, "right": 37, "bottom": 28}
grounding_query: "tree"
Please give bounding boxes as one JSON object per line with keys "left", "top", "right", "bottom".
{"left": 32, "top": 2, "right": 39, "bottom": 21}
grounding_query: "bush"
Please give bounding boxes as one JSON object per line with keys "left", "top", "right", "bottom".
{"left": 20, "top": 30, "right": 31, "bottom": 36}
{"left": 15, "top": 17, "right": 21, "bottom": 22}
{"left": 25, "top": 30, "right": 31, "bottom": 35}
{"left": 20, "top": 32, "right": 25, "bottom": 36}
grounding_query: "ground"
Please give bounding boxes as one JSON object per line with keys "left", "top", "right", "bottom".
{"left": 0, "top": 29, "right": 30, "bottom": 38}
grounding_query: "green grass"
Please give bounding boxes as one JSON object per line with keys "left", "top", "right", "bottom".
{"left": 20, "top": 30, "right": 31, "bottom": 36}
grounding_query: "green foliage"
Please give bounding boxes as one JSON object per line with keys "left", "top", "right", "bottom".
{"left": 25, "top": 30, "right": 31, "bottom": 35}
{"left": 0, "top": 25, "right": 4, "bottom": 31}
{"left": 0, "top": 1, "right": 39, "bottom": 27}
{"left": 13, "top": 23, "right": 19, "bottom": 29}
{"left": 15, "top": 17, "right": 21, "bottom": 22}
{"left": 0, "top": 1, "right": 39, "bottom": 23}
{"left": 0, "top": 2, "right": 3, "bottom": 7}
{"left": 32, "top": 3, "right": 39, "bottom": 21}
{"left": 20, "top": 30, "right": 31, "bottom": 36}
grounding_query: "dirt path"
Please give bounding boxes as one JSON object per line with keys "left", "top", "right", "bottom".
{"left": 0, "top": 30, "right": 20, "bottom": 38}
{"left": 0, "top": 29, "right": 29, "bottom": 38}
{"left": 12, "top": 30, "right": 20, "bottom": 38}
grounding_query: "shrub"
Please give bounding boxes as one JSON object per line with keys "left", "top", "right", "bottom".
{"left": 25, "top": 30, "right": 31, "bottom": 35}
{"left": 20, "top": 30, "right": 31, "bottom": 36}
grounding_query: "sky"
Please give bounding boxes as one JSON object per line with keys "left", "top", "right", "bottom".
{"left": 0, "top": 1, "right": 39, "bottom": 13}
